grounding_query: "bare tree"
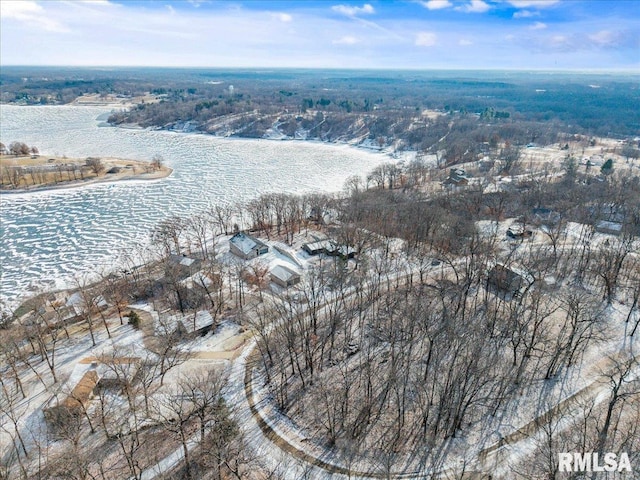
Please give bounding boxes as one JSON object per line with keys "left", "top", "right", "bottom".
{"left": 151, "top": 215, "right": 186, "bottom": 256}
{"left": 151, "top": 154, "right": 164, "bottom": 171}
{"left": 545, "top": 290, "right": 603, "bottom": 379}
{"left": 85, "top": 157, "right": 105, "bottom": 175}
{"left": 148, "top": 317, "right": 187, "bottom": 386}
{"left": 0, "top": 381, "right": 29, "bottom": 468}
{"left": 594, "top": 354, "right": 640, "bottom": 460}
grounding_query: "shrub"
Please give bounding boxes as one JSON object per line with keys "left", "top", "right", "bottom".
{"left": 128, "top": 310, "right": 141, "bottom": 329}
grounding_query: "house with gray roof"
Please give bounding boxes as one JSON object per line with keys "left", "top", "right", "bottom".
{"left": 229, "top": 232, "right": 269, "bottom": 260}
{"left": 167, "top": 254, "right": 201, "bottom": 278}
{"left": 444, "top": 168, "right": 469, "bottom": 187}
{"left": 270, "top": 265, "right": 301, "bottom": 288}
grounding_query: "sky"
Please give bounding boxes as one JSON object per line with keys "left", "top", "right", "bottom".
{"left": 1, "top": 0, "right": 638, "bottom": 70}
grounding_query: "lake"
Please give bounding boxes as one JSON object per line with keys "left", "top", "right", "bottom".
{"left": 0, "top": 105, "right": 384, "bottom": 306}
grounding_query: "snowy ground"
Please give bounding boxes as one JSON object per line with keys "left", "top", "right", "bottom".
{"left": 3, "top": 206, "right": 639, "bottom": 478}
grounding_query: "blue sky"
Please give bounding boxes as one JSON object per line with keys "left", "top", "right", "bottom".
{"left": 1, "top": 0, "right": 638, "bottom": 70}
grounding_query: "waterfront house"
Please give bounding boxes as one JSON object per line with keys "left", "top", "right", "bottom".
{"left": 167, "top": 254, "right": 202, "bottom": 279}
{"left": 230, "top": 232, "right": 269, "bottom": 260}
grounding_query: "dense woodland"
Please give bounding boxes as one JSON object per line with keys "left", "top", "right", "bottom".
{"left": 2, "top": 68, "right": 640, "bottom": 145}
{"left": 249, "top": 163, "right": 640, "bottom": 476}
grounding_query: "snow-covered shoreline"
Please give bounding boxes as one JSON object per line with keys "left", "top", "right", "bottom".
{"left": 0, "top": 105, "right": 389, "bottom": 310}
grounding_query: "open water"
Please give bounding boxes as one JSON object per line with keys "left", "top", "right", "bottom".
{"left": 0, "top": 105, "right": 384, "bottom": 306}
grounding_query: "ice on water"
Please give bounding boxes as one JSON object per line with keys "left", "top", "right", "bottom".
{"left": 0, "top": 106, "right": 383, "bottom": 306}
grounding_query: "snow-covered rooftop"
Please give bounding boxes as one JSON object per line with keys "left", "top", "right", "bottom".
{"left": 337, "top": 245, "right": 357, "bottom": 257}
{"left": 230, "top": 232, "right": 265, "bottom": 255}
{"left": 179, "top": 257, "right": 196, "bottom": 266}
{"left": 596, "top": 220, "right": 623, "bottom": 232}
{"left": 169, "top": 254, "right": 198, "bottom": 267}
{"left": 304, "top": 239, "right": 334, "bottom": 252}
{"left": 270, "top": 265, "right": 300, "bottom": 283}
{"left": 180, "top": 310, "right": 215, "bottom": 333}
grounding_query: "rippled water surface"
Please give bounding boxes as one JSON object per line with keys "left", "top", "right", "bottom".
{"left": 1, "top": 106, "right": 384, "bottom": 305}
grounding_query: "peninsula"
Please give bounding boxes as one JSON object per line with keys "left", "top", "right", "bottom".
{"left": 0, "top": 149, "right": 172, "bottom": 193}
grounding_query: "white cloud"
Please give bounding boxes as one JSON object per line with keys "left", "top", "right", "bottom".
{"left": 513, "top": 9, "right": 539, "bottom": 18}
{"left": 589, "top": 30, "right": 615, "bottom": 46}
{"left": 0, "top": 0, "right": 41, "bottom": 16}
{"left": 507, "top": 0, "right": 559, "bottom": 8}
{"left": 0, "top": 0, "right": 69, "bottom": 32}
{"left": 77, "top": 0, "right": 113, "bottom": 5}
{"left": 333, "top": 35, "right": 359, "bottom": 45}
{"left": 1, "top": 0, "right": 637, "bottom": 70}
{"left": 550, "top": 34, "right": 567, "bottom": 46}
{"left": 415, "top": 31, "right": 437, "bottom": 46}
{"left": 272, "top": 12, "right": 292, "bottom": 22}
{"left": 332, "top": 3, "right": 375, "bottom": 17}
{"left": 456, "top": 1, "right": 491, "bottom": 14}
{"left": 420, "top": 0, "right": 452, "bottom": 10}
{"left": 529, "top": 21, "right": 547, "bottom": 30}
{"left": 519, "top": 28, "right": 638, "bottom": 55}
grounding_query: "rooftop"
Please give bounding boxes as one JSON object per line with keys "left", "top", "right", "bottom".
{"left": 271, "top": 264, "right": 300, "bottom": 282}
{"left": 230, "top": 232, "right": 266, "bottom": 255}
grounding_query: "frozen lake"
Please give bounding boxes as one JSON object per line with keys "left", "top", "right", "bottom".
{"left": 0, "top": 105, "right": 384, "bottom": 306}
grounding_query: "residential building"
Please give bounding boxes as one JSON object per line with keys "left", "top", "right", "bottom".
{"left": 270, "top": 265, "right": 301, "bottom": 288}
{"left": 229, "top": 232, "right": 269, "bottom": 260}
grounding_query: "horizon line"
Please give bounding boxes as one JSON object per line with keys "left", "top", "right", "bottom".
{"left": 2, "top": 65, "right": 639, "bottom": 74}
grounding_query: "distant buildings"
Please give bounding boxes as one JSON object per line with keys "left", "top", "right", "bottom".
{"left": 595, "top": 220, "right": 623, "bottom": 236}
{"left": 590, "top": 204, "right": 628, "bottom": 236}
{"left": 507, "top": 223, "right": 534, "bottom": 240}
{"left": 444, "top": 168, "right": 469, "bottom": 187}
{"left": 176, "top": 310, "right": 215, "bottom": 337}
{"left": 532, "top": 208, "right": 561, "bottom": 226}
{"left": 302, "top": 239, "right": 334, "bottom": 256}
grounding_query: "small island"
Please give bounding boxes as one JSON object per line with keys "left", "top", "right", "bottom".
{"left": 0, "top": 142, "right": 172, "bottom": 193}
